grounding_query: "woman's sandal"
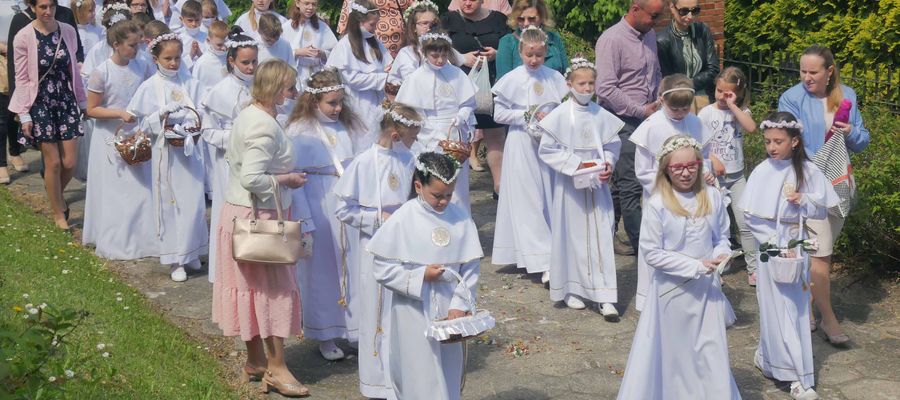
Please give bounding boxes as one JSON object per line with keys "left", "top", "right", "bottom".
{"left": 819, "top": 322, "right": 850, "bottom": 346}
{"left": 260, "top": 371, "right": 310, "bottom": 398}
{"left": 240, "top": 366, "right": 266, "bottom": 382}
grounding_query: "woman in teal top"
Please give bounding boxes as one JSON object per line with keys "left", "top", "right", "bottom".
{"left": 495, "top": 0, "right": 568, "bottom": 79}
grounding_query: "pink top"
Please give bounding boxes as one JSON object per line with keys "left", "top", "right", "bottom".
{"left": 8, "top": 22, "right": 86, "bottom": 117}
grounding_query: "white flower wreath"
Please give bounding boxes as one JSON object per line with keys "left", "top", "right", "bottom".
{"left": 564, "top": 57, "right": 595, "bottom": 79}
{"left": 656, "top": 136, "right": 702, "bottom": 163}
{"left": 403, "top": 0, "right": 439, "bottom": 20}
{"left": 418, "top": 32, "right": 452, "bottom": 44}
{"left": 760, "top": 120, "right": 804, "bottom": 130}
{"left": 148, "top": 32, "right": 181, "bottom": 53}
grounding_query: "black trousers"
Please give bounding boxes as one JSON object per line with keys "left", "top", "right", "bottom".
{"left": 0, "top": 93, "right": 25, "bottom": 168}
{"left": 611, "top": 116, "right": 643, "bottom": 253}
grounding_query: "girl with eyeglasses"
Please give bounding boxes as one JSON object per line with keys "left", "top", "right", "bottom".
{"left": 495, "top": 0, "right": 568, "bottom": 79}
{"left": 656, "top": 0, "right": 720, "bottom": 112}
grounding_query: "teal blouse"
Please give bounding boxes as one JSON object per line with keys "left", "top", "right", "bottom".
{"left": 495, "top": 29, "right": 569, "bottom": 80}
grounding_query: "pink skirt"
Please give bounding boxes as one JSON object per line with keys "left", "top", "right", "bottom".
{"left": 211, "top": 202, "right": 302, "bottom": 341}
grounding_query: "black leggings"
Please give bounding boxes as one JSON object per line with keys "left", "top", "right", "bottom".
{"left": 0, "top": 93, "right": 25, "bottom": 168}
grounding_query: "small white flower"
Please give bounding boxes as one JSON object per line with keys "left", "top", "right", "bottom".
{"left": 28, "top": 308, "right": 38, "bottom": 315}
{"left": 64, "top": 370, "right": 74, "bottom": 378}
{"left": 123, "top": 306, "right": 130, "bottom": 310}
{"left": 39, "top": 303, "right": 47, "bottom": 309}
{"left": 116, "top": 297, "right": 123, "bottom": 302}
{"left": 51, "top": 339, "right": 59, "bottom": 346}
{"left": 96, "top": 343, "right": 106, "bottom": 350}
{"left": 25, "top": 303, "right": 33, "bottom": 308}
{"left": 62, "top": 269, "right": 70, "bottom": 274}
{"left": 48, "top": 376, "right": 57, "bottom": 382}
{"left": 22, "top": 293, "right": 29, "bottom": 299}
{"left": 102, "top": 352, "right": 110, "bottom": 358}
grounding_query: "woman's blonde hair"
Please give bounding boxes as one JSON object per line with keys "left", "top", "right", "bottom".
{"left": 288, "top": 68, "right": 361, "bottom": 131}
{"left": 659, "top": 73, "right": 695, "bottom": 109}
{"left": 654, "top": 135, "right": 711, "bottom": 217}
{"left": 73, "top": 0, "right": 95, "bottom": 25}
{"left": 251, "top": 59, "right": 297, "bottom": 104}
{"left": 508, "top": 0, "right": 555, "bottom": 30}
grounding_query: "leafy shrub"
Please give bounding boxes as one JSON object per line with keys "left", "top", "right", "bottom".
{"left": 545, "top": 0, "right": 628, "bottom": 42}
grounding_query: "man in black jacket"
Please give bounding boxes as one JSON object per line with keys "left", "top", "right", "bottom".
{"left": 656, "top": 0, "right": 719, "bottom": 108}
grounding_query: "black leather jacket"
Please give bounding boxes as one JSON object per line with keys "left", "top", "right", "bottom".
{"left": 656, "top": 22, "right": 719, "bottom": 101}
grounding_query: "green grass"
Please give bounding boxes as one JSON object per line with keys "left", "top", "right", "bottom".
{"left": 0, "top": 189, "right": 237, "bottom": 399}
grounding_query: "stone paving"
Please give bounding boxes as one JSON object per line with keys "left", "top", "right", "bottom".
{"left": 5, "top": 149, "right": 899, "bottom": 399}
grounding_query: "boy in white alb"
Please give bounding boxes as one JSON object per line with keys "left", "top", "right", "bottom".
{"left": 191, "top": 20, "right": 229, "bottom": 95}
{"left": 175, "top": 0, "right": 207, "bottom": 70}
{"left": 256, "top": 13, "right": 294, "bottom": 63}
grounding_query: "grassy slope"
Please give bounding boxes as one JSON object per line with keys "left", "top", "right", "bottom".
{"left": 0, "top": 188, "right": 236, "bottom": 399}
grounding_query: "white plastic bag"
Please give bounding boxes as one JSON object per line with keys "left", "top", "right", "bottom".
{"left": 468, "top": 56, "right": 493, "bottom": 115}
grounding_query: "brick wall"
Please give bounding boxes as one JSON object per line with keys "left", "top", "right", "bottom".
{"left": 655, "top": 0, "right": 726, "bottom": 61}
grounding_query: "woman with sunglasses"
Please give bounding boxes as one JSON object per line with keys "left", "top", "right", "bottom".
{"left": 494, "top": 0, "right": 568, "bottom": 79}
{"left": 656, "top": 0, "right": 719, "bottom": 112}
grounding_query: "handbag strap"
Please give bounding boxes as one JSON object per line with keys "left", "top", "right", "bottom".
{"left": 37, "top": 28, "right": 63, "bottom": 85}
{"left": 250, "top": 175, "right": 286, "bottom": 224}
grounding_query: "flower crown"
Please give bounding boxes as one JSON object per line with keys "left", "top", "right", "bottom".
{"left": 101, "top": 3, "right": 129, "bottom": 17}
{"left": 75, "top": 0, "right": 83, "bottom": 7}
{"left": 415, "top": 154, "right": 461, "bottom": 185}
{"left": 304, "top": 84, "right": 345, "bottom": 94}
{"left": 656, "top": 136, "right": 702, "bottom": 163}
{"left": 661, "top": 87, "right": 695, "bottom": 96}
{"left": 565, "top": 57, "right": 595, "bottom": 79}
{"left": 348, "top": 0, "right": 376, "bottom": 14}
{"left": 388, "top": 108, "right": 424, "bottom": 127}
{"left": 148, "top": 32, "right": 181, "bottom": 53}
{"left": 403, "top": 0, "right": 439, "bottom": 20}
{"left": 517, "top": 25, "right": 546, "bottom": 43}
{"left": 109, "top": 13, "right": 128, "bottom": 25}
{"left": 224, "top": 38, "right": 258, "bottom": 49}
{"left": 418, "top": 32, "right": 452, "bottom": 44}
{"left": 760, "top": 120, "right": 803, "bottom": 130}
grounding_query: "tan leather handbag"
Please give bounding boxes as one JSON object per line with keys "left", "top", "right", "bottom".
{"left": 231, "top": 176, "right": 305, "bottom": 265}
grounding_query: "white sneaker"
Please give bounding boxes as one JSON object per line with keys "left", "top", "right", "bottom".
{"left": 600, "top": 303, "right": 620, "bottom": 321}
{"left": 541, "top": 271, "right": 550, "bottom": 284}
{"left": 185, "top": 259, "right": 202, "bottom": 271}
{"left": 169, "top": 265, "right": 187, "bottom": 282}
{"left": 789, "top": 382, "right": 819, "bottom": 400}
{"left": 565, "top": 295, "right": 586, "bottom": 310}
{"left": 318, "top": 340, "right": 345, "bottom": 361}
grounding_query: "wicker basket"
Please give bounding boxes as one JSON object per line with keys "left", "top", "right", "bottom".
{"left": 113, "top": 124, "right": 152, "bottom": 165}
{"left": 163, "top": 106, "right": 202, "bottom": 147}
{"left": 439, "top": 121, "right": 471, "bottom": 163}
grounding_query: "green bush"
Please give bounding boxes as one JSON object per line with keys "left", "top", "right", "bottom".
{"left": 545, "top": 0, "right": 629, "bottom": 42}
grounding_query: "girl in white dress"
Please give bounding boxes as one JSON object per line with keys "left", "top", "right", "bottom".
{"left": 334, "top": 104, "right": 423, "bottom": 399}
{"left": 394, "top": 32, "right": 476, "bottom": 212}
{"left": 740, "top": 112, "right": 838, "bottom": 400}
{"left": 617, "top": 135, "right": 740, "bottom": 400}
{"left": 369, "top": 151, "right": 483, "bottom": 400}
{"left": 284, "top": 68, "right": 359, "bottom": 360}
{"left": 491, "top": 26, "right": 566, "bottom": 283}
{"left": 83, "top": 20, "right": 156, "bottom": 260}
{"left": 326, "top": 0, "right": 393, "bottom": 154}
{"left": 234, "top": 0, "right": 288, "bottom": 41}
{"left": 282, "top": 0, "right": 337, "bottom": 87}
{"left": 537, "top": 59, "right": 623, "bottom": 318}
{"left": 73, "top": 0, "right": 104, "bottom": 59}
{"left": 82, "top": 4, "right": 131, "bottom": 79}
{"left": 127, "top": 32, "right": 208, "bottom": 282}
{"left": 630, "top": 73, "right": 714, "bottom": 312}
{"left": 198, "top": 28, "right": 257, "bottom": 283}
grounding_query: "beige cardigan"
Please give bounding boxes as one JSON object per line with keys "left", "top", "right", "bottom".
{"left": 225, "top": 104, "right": 295, "bottom": 210}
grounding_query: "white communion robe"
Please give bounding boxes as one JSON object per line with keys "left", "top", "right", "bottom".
{"left": 538, "top": 99, "right": 623, "bottom": 303}
{"left": 739, "top": 158, "right": 839, "bottom": 390}
{"left": 388, "top": 46, "right": 466, "bottom": 84}
{"left": 368, "top": 198, "right": 483, "bottom": 400}
{"left": 199, "top": 73, "right": 251, "bottom": 282}
{"left": 326, "top": 36, "right": 393, "bottom": 154}
{"left": 334, "top": 143, "right": 415, "bottom": 399}
{"left": 286, "top": 116, "right": 354, "bottom": 341}
{"left": 82, "top": 59, "right": 157, "bottom": 260}
{"left": 395, "top": 62, "right": 477, "bottom": 212}
{"left": 281, "top": 18, "right": 337, "bottom": 88}
{"left": 127, "top": 71, "right": 209, "bottom": 266}
{"left": 257, "top": 37, "right": 293, "bottom": 64}
{"left": 490, "top": 65, "right": 567, "bottom": 273}
{"left": 192, "top": 50, "right": 228, "bottom": 96}
{"left": 233, "top": 10, "right": 288, "bottom": 40}
{"left": 630, "top": 109, "right": 713, "bottom": 311}
{"left": 618, "top": 189, "right": 739, "bottom": 400}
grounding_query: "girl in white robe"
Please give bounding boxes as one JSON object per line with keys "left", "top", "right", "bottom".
{"left": 387, "top": 2, "right": 465, "bottom": 84}
{"left": 233, "top": 0, "right": 288, "bottom": 41}
{"left": 630, "top": 74, "right": 714, "bottom": 312}
{"left": 127, "top": 33, "right": 208, "bottom": 281}
{"left": 83, "top": 20, "right": 156, "bottom": 260}
{"left": 490, "top": 27, "right": 567, "bottom": 281}
{"left": 740, "top": 112, "right": 838, "bottom": 400}
{"left": 198, "top": 32, "right": 255, "bottom": 283}
{"left": 281, "top": 3, "right": 337, "bottom": 87}
{"left": 617, "top": 135, "right": 740, "bottom": 400}
{"left": 284, "top": 68, "right": 357, "bottom": 360}
{"left": 537, "top": 61, "right": 623, "bottom": 316}
{"left": 369, "top": 152, "right": 484, "bottom": 400}
{"left": 334, "top": 104, "right": 423, "bottom": 399}
{"left": 326, "top": 0, "right": 394, "bottom": 154}
{"left": 394, "top": 32, "right": 477, "bottom": 212}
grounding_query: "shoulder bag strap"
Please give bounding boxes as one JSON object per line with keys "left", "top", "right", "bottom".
{"left": 37, "top": 28, "right": 63, "bottom": 85}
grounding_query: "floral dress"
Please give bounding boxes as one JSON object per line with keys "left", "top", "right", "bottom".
{"left": 26, "top": 28, "right": 83, "bottom": 143}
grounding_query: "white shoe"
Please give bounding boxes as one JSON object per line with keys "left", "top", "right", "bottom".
{"left": 541, "top": 271, "right": 550, "bottom": 284}
{"left": 169, "top": 265, "right": 187, "bottom": 282}
{"left": 318, "top": 340, "right": 345, "bottom": 361}
{"left": 185, "top": 259, "right": 202, "bottom": 271}
{"left": 565, "top": 295, "right": 585, "bottom": 310}
{"left": 600, "top": 303, "right": 620, "bottom": 321}
{"left": 789, "top": 382, "right": 819, "bottom": 400}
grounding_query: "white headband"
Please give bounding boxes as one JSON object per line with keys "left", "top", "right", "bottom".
{"left": 565, "top": 57, "right": 595, "bottom": 78}
{"left": 760, "top": 120, "right": 804, "bottom": 130}
{"left": 656, "top": 136, "right": 702, "bottom": 163}
{"left": 415, "top": 156, "right": 461, "bottom": 185}
{"left": 518, "top": 25, "right": 546, "bottom": 43}
{"left": 101, "top": 3, "right": 129, "bottom": 17}
{"left": 304, "top": 84, "right": 345, "bottom": 94}
{"left": 661, "top": 87, "right": 696, "bottom": 96}
{"left": 388, "top": 109, "right": 424, "bottom": 127}
{"left": 109, "top": 13, "right": 127, "bottom": 25}
{"left": 224, "top": 38, "right": 258, "bottom": 49}
{"left": 348, "top": 1, "right": 376, "bottom": 14}
{"left": 148, "top": 32, "right": 181, "bottom": 53}
{"left": 418, "top": 32, "right": 452, "bottom": 44}
{"left": 403, "top": 0, "right": 439, "bottom": 20}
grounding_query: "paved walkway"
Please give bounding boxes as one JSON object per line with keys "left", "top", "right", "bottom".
{"left": 5, "top": 149, "right": 899, "bottom": 399}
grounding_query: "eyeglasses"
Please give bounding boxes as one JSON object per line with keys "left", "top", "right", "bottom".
{"left": 676, "top": 6, "right": 701, "bottom": 16}
{"left": 517, "top": 15, "right": 538, "bottom": 23}
{"left": 667, "top": 160, "right": 701, "bottom": 174}
{"left": 416, "top": 20, "right": 436, "bottom": 28}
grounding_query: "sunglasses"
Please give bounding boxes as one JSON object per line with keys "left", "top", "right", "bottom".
{"left": 676, "top": 6, "right": 701, "bottom": 16}
{"left": 667, "top": 159, "right": 701, "bottom": 174}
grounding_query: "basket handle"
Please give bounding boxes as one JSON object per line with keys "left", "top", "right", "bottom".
{"left": 161, "top": 106, "right": 203, "bottom": 134}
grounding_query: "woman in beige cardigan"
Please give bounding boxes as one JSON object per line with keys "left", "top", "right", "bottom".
{"left": 210, "top": 59, "right": 310, "bottom": 397}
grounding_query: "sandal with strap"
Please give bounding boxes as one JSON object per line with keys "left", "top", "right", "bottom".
{"left": 261, "top": 371, "right": 309, "bottom": 398}
{"left": 819, "top": 322, "right": 850, "bottom": 346}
